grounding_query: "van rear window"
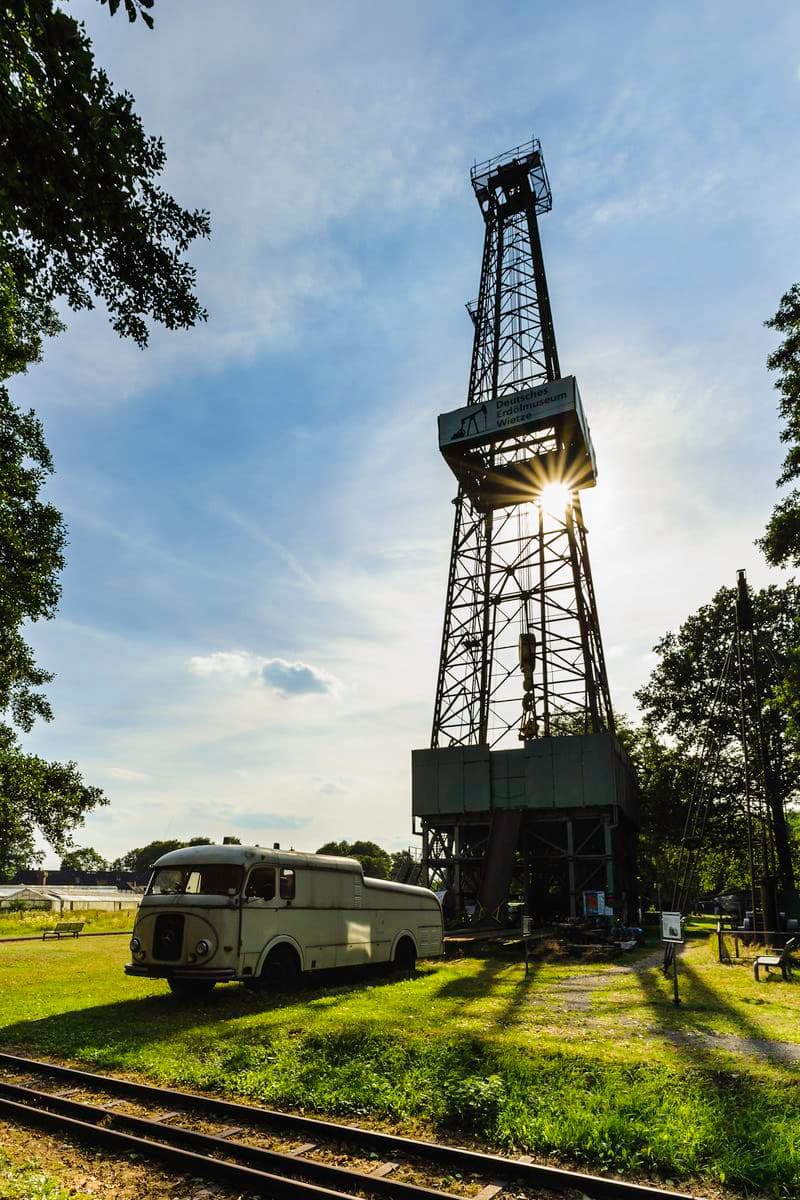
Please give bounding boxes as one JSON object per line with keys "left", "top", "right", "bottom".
{"left": 148, "top": 865, "right": 243, "bottom": 896}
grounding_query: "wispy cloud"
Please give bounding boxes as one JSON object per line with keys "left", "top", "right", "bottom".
{"left": 187, "top": 651, "right": 256, "bottom": 679}
{"left": 108, "top": 766, "right": 149, "bottom": 783}
{"left": 314, "top": 778, "right": 348, "bottom": 797}
{"left": 187, "top": 802, "right": 310, "bottom": 832}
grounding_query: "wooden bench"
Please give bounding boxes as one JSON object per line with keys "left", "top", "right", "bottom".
{"left": 42, "top": 921, "right": 85, "bottom": 940}
{"left": 754, "top": 937, "right": 796, "bottom": 982}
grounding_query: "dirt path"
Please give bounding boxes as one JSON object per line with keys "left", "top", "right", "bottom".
{"left": 553, "top": 947, "right": 665, "bottom": 1011}
{"left": 550, "top": 943, "right": 800, "bottom": 1064}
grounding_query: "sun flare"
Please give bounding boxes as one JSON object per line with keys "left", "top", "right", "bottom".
{"left": 538, "top": 481, "right": 572, "bottom": 516}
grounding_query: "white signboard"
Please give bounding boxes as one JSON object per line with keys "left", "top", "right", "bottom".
{"left": 661, "top": 912, "right": 684, "bottom": 944}
{"left": 438, "top": 376, "right": 580, "bottom": 451}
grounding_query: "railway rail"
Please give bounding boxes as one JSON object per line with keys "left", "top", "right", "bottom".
{"left": 0, "top": 1051, "right": 698, "bottom": 1200}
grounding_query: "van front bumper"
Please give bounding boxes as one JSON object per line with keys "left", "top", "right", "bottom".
{"left": 124, "top": 963, "right": 237, "bottom": 981}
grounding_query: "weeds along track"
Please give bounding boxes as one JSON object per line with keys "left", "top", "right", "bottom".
{"left": 0, "top": 1051, "right": 697, "bottom": 1200}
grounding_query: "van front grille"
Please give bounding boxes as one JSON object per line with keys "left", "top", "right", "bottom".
{"left": 153, "top": 913, "right": 184, "bottom": 961}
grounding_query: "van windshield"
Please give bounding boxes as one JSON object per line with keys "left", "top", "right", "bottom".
{"left": 147, "top": 864, "right": 243, "bottom": 897}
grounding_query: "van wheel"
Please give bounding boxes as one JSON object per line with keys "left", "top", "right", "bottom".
{"left": 167, "top": 978, "right": 216, "bottom": 998}
{"left": 393, "top": 937, "right": 417, "bottom": 975}
{"left": 260, "top": 945, "right": 301, "bottom": 991}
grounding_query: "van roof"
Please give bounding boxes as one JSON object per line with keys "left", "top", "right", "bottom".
{"left": 151, "top": 844, "right": 363, "bottom": 874}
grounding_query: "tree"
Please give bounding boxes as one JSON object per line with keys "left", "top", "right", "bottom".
{"left": 0, "top": 388, "right": 66, "bottom": 731}
{"left": 391, "top": 849, "right": 414, "bottom": 878}
{"left": 634, "top": 581, "right": 800, "bottom": 898}
{"left": 0, "top": 726, "right": 106, "bottom": 879}
{"left": 60, "top": 845, "right": 108, "bottom": 872}
{"left": 316, "top": 840, "right": 392, "bottom": 880}
{"left": 759, "top": 284, "right": 800, "bottom": 567}
{"left": 0, "top": 381, "right": 107, "bottom": 877}
{"left": 0, "top": 0, "right": 210, "bottom": 348}
{"left": 618, "top": 719, "right": 754, "bottom": 904}
{"left": 0, "top": 1, "right": 210, "bottom": 876}
{"left": 113, "top": 836, "right": 214, "bottom": 874}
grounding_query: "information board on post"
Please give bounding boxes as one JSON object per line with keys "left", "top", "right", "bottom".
{"left": 661, "top": 912, "right": 684, "bottom": 943}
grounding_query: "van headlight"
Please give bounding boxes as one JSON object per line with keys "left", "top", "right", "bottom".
{"left": 195, "top": 939, "right": 211, "bottom": 957}
{"left": 130, "top": 937, "right": 141, "bottom": 952}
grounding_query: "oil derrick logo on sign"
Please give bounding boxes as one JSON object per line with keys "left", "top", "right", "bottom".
{"left": 450, "top": 403, "right": 488, "bottom": 441}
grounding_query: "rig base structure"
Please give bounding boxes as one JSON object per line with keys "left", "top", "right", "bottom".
{"left": 414, "top": 734, "right": 638, "bottom": 924}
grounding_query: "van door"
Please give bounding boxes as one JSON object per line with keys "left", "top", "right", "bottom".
{"left": 239, "top": 866, "right": 277, "bottom": 978}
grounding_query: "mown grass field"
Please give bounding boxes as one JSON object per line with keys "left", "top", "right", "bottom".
{"left": 1, "top": 926, "right": 798, "bottom": 1197}
{"left": 0, "top": 909, "right": 134, "bottom": 938}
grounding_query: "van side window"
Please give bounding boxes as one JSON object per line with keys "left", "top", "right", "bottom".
{"left": 279, "top": 868, "right": 295, "bottom": 900}
{"left": 245, "top": 867, "right": 275, "bottom": 901}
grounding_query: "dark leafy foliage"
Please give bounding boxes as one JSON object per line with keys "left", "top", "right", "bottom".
{"left": 0, "top": 725, "right": 106, "bottom": 879}
{"left": 760, "top": 284, "right": 800, "bottom": 567}
{"left": 0, "top": 385, "right": 107, "bottom": 875}
{"left": 0, "top": 0, "right": 210, "bottom": 347}
{"left": 316, "top": 840, "right": 393, "bottom": 880}
{"left": 59, "top": 844, "right": 108, "bottom": 871}
{"left": 0, "top": 388, "right": 65, "bottom": 730}
{"left": 99, "top": 0, "right": 155, "bottom": 28}
{"left": 633, "top": 582, "right": 800, "bottom": 897}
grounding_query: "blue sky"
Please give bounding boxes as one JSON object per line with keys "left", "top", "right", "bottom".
{"left": 13, "top": 0, "right": 800, "bottom": 863}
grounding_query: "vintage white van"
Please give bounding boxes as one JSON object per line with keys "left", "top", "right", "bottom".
{"left": 124, "top": 844, "right": 444, "bottom": 996}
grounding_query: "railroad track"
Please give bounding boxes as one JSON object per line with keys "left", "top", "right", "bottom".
{"left": 0, "top": 1051, "right": 698, "bottom": 1200}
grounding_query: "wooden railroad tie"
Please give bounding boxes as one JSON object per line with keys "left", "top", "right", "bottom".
{"left": 473, "top": 1183, "right": 504, "bottom": 1200}
{"left": 370, "top": 1162, "right": 399, "bottom": 1178}
{"left": 215, "top": 1125, "right": 244, "bottom": 1139}
{"left": 289, "top": 1142, "right": 318, "bottom": 1157}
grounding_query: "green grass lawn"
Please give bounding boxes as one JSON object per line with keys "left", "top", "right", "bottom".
{"left": 0, "top": 934, "right": 798, "bottom": 1196}
{"left": 0, "top": 910, "right": 134, "bottom": 938}
{"left": 0, "top": 1149, "right": 91, "bottom": 1200}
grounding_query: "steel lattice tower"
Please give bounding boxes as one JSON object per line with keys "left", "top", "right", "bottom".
{"left": 433, "top": 141, "right": 613, "bottom": 750}
{"left": 412, "top": 140, "right": 638, "bottom": 925}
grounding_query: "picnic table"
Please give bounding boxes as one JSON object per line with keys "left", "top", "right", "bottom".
{"left": 42, "top": 921, "right": 84, "bottom": 940}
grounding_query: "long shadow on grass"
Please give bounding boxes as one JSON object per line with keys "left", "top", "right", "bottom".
{"left": 628, "top": 951, "right": 798, "bottom": 1193}
{"left": 431, "top": 954, "right": 503, "bottom": 1000}
{"left": 428, "top": 950, "right": 541, "bottom": 1031}
{"left": 0, "top": 964, "right": 436, "bottom": 1064}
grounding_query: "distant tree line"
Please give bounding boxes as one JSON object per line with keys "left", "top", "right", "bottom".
{"left": 58, "top": 837, "right": 402, "bottom": 881}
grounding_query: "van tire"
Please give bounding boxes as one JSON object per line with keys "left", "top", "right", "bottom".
{"left": 167, "top": 978, "right": 216, "bottom": 998}
{"left": 393, "top": 937, "right": 417, "bottom": 974}
{"left": 260, "top": 944, "right": 301, "bottom": 991}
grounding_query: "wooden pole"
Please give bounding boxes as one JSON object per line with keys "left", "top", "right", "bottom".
{"left": 672, "top": 947, "right": 681, "bottom": 1006}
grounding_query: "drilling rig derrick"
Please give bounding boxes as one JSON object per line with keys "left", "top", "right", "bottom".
{"left": 412, "top": 139, "right": 639, "bottom": 926}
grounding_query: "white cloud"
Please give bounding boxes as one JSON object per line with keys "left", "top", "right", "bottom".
{"left": 187, "top": 650, "right": 339, "bottom": 698}
{"left": 107, "top": 766, "right": 149, "bottom": 782}
{"left": 260, "top": 659, "right": 338, "bottom": 698}
{"left": 187, "top": 650, "right": 256, "bottom": 678}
